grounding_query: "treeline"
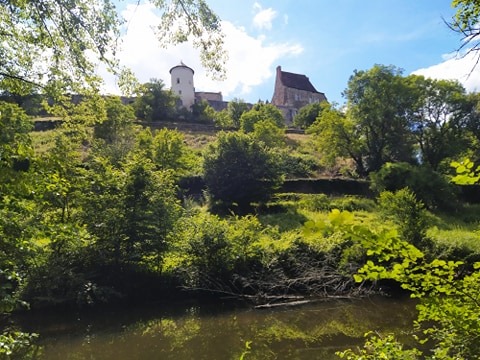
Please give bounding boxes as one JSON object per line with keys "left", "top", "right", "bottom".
{"left": 298, "top": 65, "right": 480, "bottom": 177}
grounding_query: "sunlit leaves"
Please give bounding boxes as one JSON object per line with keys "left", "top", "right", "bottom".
{"left": 450, "top": 0, "right": 480, "bottom": 67}
{"left": 1, "top": 0, "right": 226, "bottom": 94}
{"left": 337, "top": 332, "right": 421, "bottom": 359}
{"left": 451, "top": 158, "right": 480, "bottom": 184}
{"left": 0, "top": 0, "right": 120, "bottom": 94}
{"left": 345, "top": 204, "right": 480, "bottom": 358}
{"left": 0, "top": 330, "right": 38, "bottom": 358}
{"left": 0, "top": 102, "right": 33, "bottom": 170}
{"left": 153, "top": 0, "right": 227, "bottom": 80}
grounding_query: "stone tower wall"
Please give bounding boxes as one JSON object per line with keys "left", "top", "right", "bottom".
{"left": 170, "top": 64, "right": 195, "bottom": 109}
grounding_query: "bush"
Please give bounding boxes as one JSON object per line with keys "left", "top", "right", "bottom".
{"left": 298, "top": 194, "right": 331, "bottom": 211}
{"left": 330, "top": 196, "right": 376, "bottom": 212}
{"left": 184, "top": 213, "right": 234, "bottom": 283}
{"left": 239, "top": 103, "right": 284, "bottom": 133}
{"left": 203, "top": 132, "right": 283, "bottom": 214}
{"left": 277, "top": 150, "right": 321, "bottom": 179}
{"left": 378, "top": 188, "right": 429, "bottom": 248}
{"left": 293, "top": 101, "right": 327, "bottom": 129}
{"left": 370, "top": 162, "right": 459, "bottom": 211}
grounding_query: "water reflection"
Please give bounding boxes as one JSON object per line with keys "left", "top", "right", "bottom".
{"left": 18, "top": 296, "right": 416, "bottom": 359}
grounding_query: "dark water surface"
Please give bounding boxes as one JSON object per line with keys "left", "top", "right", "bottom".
{"left": 17, "top": 296, "right": 416, "bottom": 359}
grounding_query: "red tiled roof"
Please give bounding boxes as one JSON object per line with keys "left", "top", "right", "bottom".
{"left": 280, "top": 71, "right": 319, "bottom": 93}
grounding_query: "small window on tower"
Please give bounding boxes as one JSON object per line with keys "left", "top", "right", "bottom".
{"left": 179, "top": 90, "right": 182, "bottom": 95}
{"left": 177, "top": 78, "right": 180, "bottom": 84}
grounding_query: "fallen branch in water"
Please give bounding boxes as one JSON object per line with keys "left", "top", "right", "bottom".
{"left": 254, "top": 295, "right": 355, "bottom": 309}
{"left": 254, "top": 299, "right": 312, "bottom": 309}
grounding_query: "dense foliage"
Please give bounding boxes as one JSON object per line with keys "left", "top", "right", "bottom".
{"left": 293, "top": 101, "right": 327, "bottom": 129}
{"left": 203, "top": 131, "right": 283, "bottom": 213}
{"left": 239, "top": 103, "right": 285, "bottom": 133}
{"left": 309, "top": 66, "right": 479, "bottom": 177}
{"left": 0, "top": 0, "right": 226, "bottom": 97}
{"left": 1, "top": 2, "right": 480, "bottom": 357}
{"left": 133, "top": 79, "right": 178, "bottom": 121}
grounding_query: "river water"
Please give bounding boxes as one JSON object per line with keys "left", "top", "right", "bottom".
{"left": 18, "top": 296, "right": 416, "bottom": 359}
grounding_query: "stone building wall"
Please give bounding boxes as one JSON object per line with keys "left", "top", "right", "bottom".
{"left": 271, "top": 66, "right": 327, "bottom": 124}
{"left": 195, "top": 92, "right": 223, "bottom": 102}
{"left": 283, "top": 87, "right": 327, "bottom": 109}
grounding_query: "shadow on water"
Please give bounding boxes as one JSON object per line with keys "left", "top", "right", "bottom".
{"left": 14, "top": 296, "right": 416, "bottom": 360}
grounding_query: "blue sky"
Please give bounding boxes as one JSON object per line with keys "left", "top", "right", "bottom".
{"left": 103, "top": 1, "right": 479, "bottom": 105}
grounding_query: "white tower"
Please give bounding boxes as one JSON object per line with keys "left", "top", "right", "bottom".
{"left": 169, "top": 61, "right": 195, "bottom": 109}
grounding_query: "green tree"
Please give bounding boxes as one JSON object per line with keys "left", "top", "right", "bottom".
{"left": 0, "top": 102, "right": 33, "bottom": 193}
{"left": 407, "top": 76, "right": 471, "bottom": 170}
{"left": 344, "top": 65, "right": 416, "bottom": 173}
{"left": 183, "top": 213, "right": 234, "bottom": 284}
{"left": 151, "top": 129, "right": 195, "bottom": 175}
{"left": 378, "top": 188, "right": 429, "bottom": 247}
{"left": 191, "top": 99, "right": 216, "bottom": 123}
{"left": 203, "top": 132, "right": 283, "bottom": 212}
{"left": 370, "top": 162, "right": 458, "bottom": 211}
{"left": 338, "top": 153, "right": 480, "bottom": 358}
{"left": 293, "top": 101, "right": 327, "bottom": 129}
{"left": 122, "top": 157, "right": 182, "bottom": 267}
{"left": 240, "top": 103, "right": 284, "bottom": 133}
{"left": 0, "top": 103, "right": 39, "bottom": 357}
{"left": 40, "top": 131, "right": 88, "bottom": 223}
{"left": 212, "top": 108, "right": 233, "bottom": 128}
{"left": 449, "top": 0, "right": 480, "bottom": 67}
{"left": 251, "top": 119, "right": 286, "bottom": 148}
{"left": 134, "top": 79, "right": 178, "bottom": 121}
{"left": 463, "top": 92, "right": 480, "bottom": 157}
{"left": 129, "top": 128, "right": 196, "bottom": 176}
{"left": 343, "top": 220, "right": 480, "bottom": 359}
{"left": 78, "top": 157, "right": 127, "bottom": 267}
{"left": 227, "top": 98, "right": 250, "bottom": 128}
{"left": 94, "top": 97, "right": 135, "bottom": 143}
{"left": 0, "top": 0, "right": 226, "bottom": 95}
{"left": 308, "top": 103, "right": 366, "bottom": 176}
{"left": 92, "top": 97, "right": 137, "bottom": 165}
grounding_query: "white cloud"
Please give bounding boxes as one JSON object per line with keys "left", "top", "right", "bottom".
{"left": 412, "top": 51, "right": 480, "bottom": 93}
{"left": 99, "top": 3, "right": 303, "bottom": 101}
{"left": 252, "top": 3, "right": 277, "bottom": 30}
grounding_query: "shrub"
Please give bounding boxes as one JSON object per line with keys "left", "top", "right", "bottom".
{"left": 378, "top": 188, "right": 429, "bottom": 248}
{"left": 277, "top": 150, "right": 321, "bottom": 179}
{"left": 298, "top": 194, "right": 331, "bottom": 211}
{"left": 184, "top": 213, "right": 234, "bottom": 283}
{"left": 293, "top": 101, "right": 327, "bottom": 129}
{"left": 239, "top": 103, "right": 284, "bottom": 133}
{"left": 329, "top": 196, "right": 376, "bottom": 212}
{"left": 203, "top": 132, "right": 283, "bottom": 214}
{"left": 370, "top": 162, "right": 459, "bottom": 211}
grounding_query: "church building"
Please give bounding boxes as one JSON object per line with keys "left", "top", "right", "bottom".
{"left": 271, "top": 66, "right": 327, "bottom": 124}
